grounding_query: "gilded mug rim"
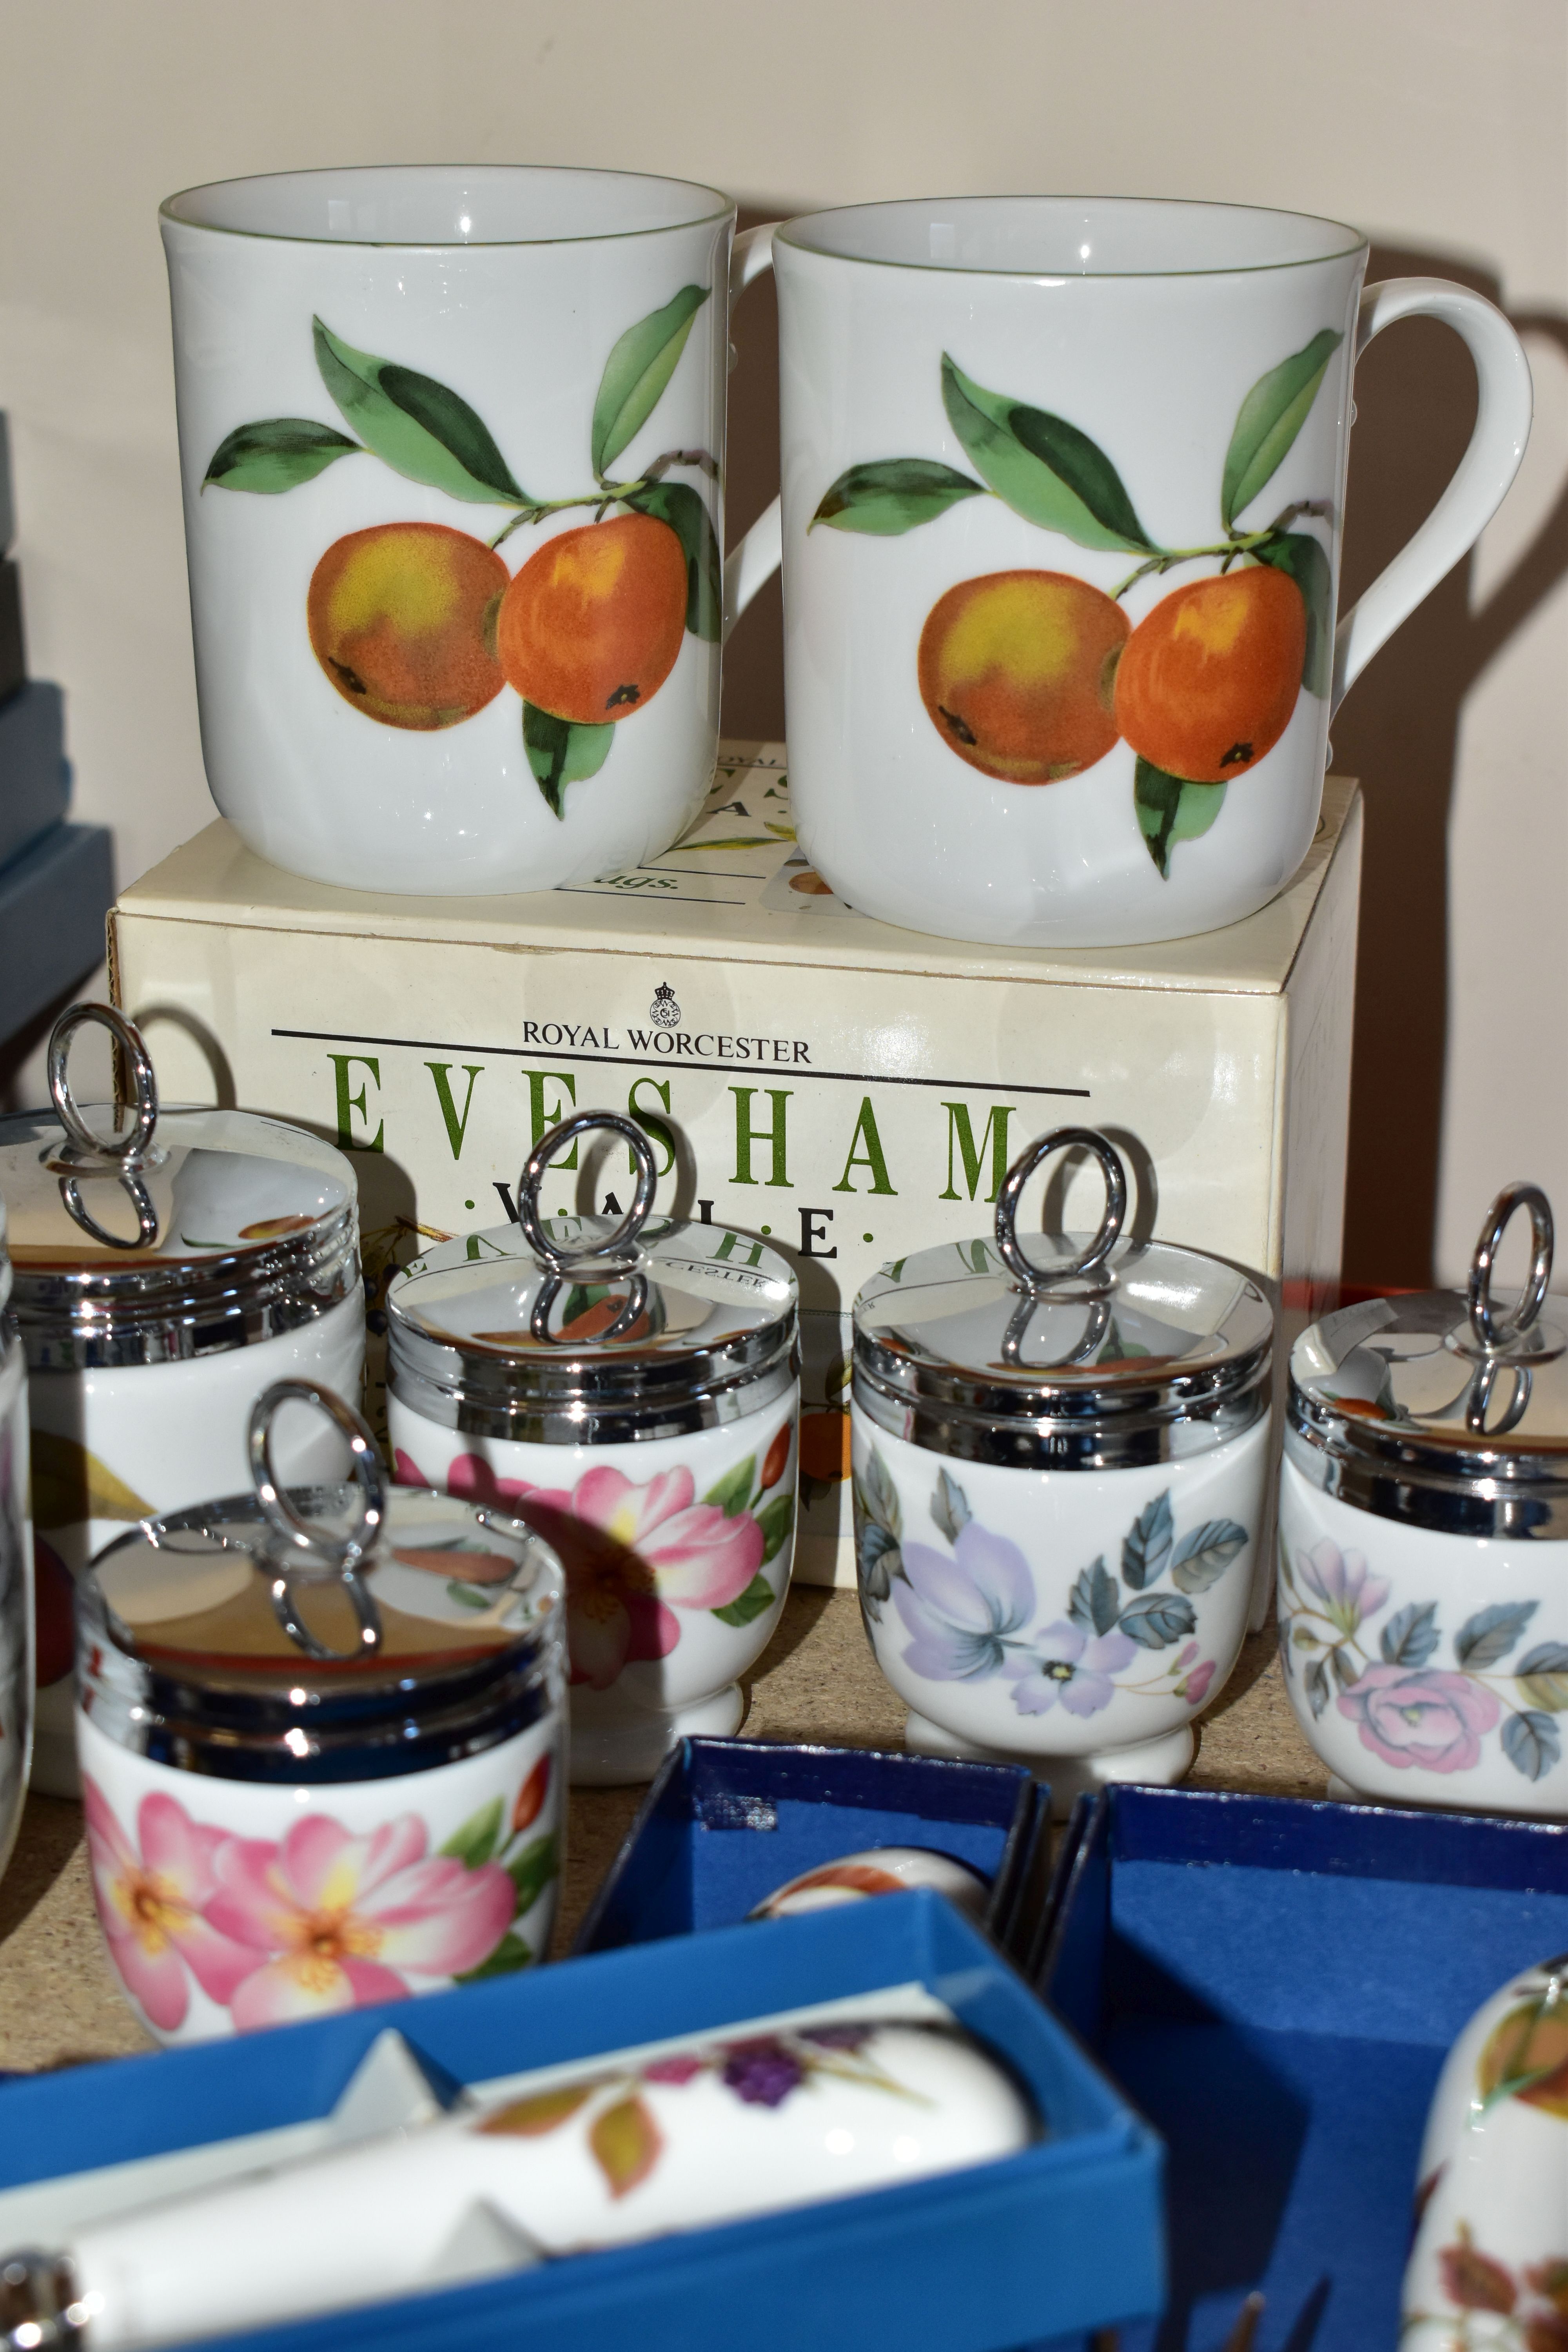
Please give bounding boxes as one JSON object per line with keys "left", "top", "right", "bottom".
{"left": 159, "top": 161, "right": 736, "bottom": 251}
{"left": 775, "top": 191, "right": 1369, "bottom": 281}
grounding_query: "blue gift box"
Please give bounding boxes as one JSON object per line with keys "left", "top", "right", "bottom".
{"left": 573, "top": 1737, "right": 1051, "bottom": 1960}
{"left": 0, "top": 818, "right": 114, "bottom": 1042}
{"left": 0, "top": 680, "right": 69, "bottom": 870}
{"left": 0, "top": 1892, "right": 1161, "bottom": 2352}
{"left": 1035, "top": 1784, "right": 1568, "bottom": 2351}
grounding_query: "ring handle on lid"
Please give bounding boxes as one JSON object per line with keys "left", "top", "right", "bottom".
{"left": 1467, "top": 1181, "right": 1553, "bottom": 1354}
{"left": 517, "top": 1111, "right": 658, "bottom": 1273}
{"left": 994, "top": 1127, "right": 1127, "bottom": 1298}
{"left": 48, "top": 1003, "right": 159, "bottom": 1163}
{"left": 248, "top": 1379, "right": 386, "bottom": 1659}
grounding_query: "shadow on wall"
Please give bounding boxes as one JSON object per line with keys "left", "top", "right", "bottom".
{"left": 720, "top": 220, "right": 1568, "bottom": 1291}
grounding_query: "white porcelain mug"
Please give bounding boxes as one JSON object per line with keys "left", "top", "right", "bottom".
{"left": 161, "top": 167, "right": 781, "bottom": 895}
{"left": 763, "top": 196, "right": 1531, "bottom": 947}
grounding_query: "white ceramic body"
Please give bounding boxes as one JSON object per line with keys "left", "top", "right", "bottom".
{"left": 853, "top": 1407, "right": 1268, "bottom": 1813}
{"left": 1278, "top": 1455, "right": 1568, "bottom": 1816}
{"left": 29, "top": 1289, "right": 365, "bottom": 1795}
{"left": 162, "top": 167, "right": 739, "bottom": 895}
{"left": 774, "top": 197, "right": 1531, "bottom": 947}
{"left": 0, "top": 1328, "right": 31, "bottom": 1884}
{"left": 389, "top": 1385, "right": 799, "bottom": 1784}
{"left": 1402, "top": 1957, "right": 1568, "bottom": 2343}
{"left": 68, "top": 2019, "right": 1029, "bottom": 2348}
{"left": 76, "top": 1700, "right": 563, "bottom": 2048}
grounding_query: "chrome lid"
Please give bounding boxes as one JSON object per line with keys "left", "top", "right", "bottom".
{"left": 1287, "top": 1181, "right": 1568, "bottom": 1538}
{"left": 853, "top": 1128, "right": 1273, "bottom": 1470}
{"left": 387, "top": 1110, "right": 798, "bottom": 1443}
{"left": 0, "top": 1004, "right": 360, "bottom": 1368}
{"left": 77, "top": 1380, "right": 565, "bottom": 1780}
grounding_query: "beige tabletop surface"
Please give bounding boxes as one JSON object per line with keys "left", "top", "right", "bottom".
{"left": 0, "top": 1590, "right": 1326, "bottom": 2074}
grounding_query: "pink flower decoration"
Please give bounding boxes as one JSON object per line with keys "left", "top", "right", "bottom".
{"left": 644, "top": 2054, "right": 705, "bottom": 2085}
{"left": 1299, "top": 1538, "right": 1390, "bottom": 1636}
{"left": 83, "top": 1777, "right": 253, "bottom": 2033}
{"left": 1182, "top": 1659, "right": 1217, "bottom": 1706}
{"left": 205, "top": 1813, "right": 515, "bottom": 2030}
{"left": 1337, "top": 1664, "right": 1499, "bottom": 1774}
{"left": 395, "top": 1445, "right": 764, "bottom": 1695}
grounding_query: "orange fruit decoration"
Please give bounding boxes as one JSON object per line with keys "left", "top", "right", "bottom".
{"left": 916, "top": 570, "right": 1129, "bottom": 784}
{"left": 307, "top": 523, "right": 508, "bottom": 731}
{"left": 496, "top": 512, "right": 687, "bottom": 725}
{"left": 1113, "top": 564, "right": 1307, "bottom": 784}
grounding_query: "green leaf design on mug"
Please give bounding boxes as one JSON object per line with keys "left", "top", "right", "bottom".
{"left": 523, "top": 703, "right": 615, "bottom": 818}
{"left": 507, "top": 1830, "right": 560, "bottom": 1918}
{"left": 313, "top": 318, "right": 529, "bottom": 505}
{"left": 941, "top": 355, "right": 1154, "bottom": 552}
{"left": 438, "top": 1796, "right": 504, "bottom": 1868}
{"left": 592, "top": 285, "right": 709, "bottom": 478}
{"left": 757, "top": 1494, "right": 794, "bottom": 1564}
{"left": 1255, "top": 530, "right": 1334, "bottom": 696}
{"left": 1220, "top": 327, "right": 1342, "bottom": 529}
{"left": 1134, "top": 757, "right": 1227, "bottom": 879}
{"left": 712, "top": 1570, "right": 777, "bottom": 1627}
{"left": 810, "top": 458, "right": 988, "bottom": 536}
{"left": 624, "top": 479, "right": 722, "bottom": 640}
{"left": 203, "top": 417, "right": 362, "bottom": 494}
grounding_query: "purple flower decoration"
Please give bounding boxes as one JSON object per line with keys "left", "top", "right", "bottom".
{"left": 895, "top": 1522, "right": 1036, "bottom": 1681}
{"left": 722, "top": 2037, "right": 806, "bottom": 2107}
{"left": 1009, "top": 1619, "right": 1137, "bottom": 1718}
{"left": 801, "top": 2024, "right": 873, "bottom": 2052}
{"left": 1298, "top": 1537, "right": 1390, "bottom": 1637}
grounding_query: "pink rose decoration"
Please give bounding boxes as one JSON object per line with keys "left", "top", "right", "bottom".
{"left": 395, "top": 1445, "right": 765, "bottom": 1694}
{"left": 1337, "top": 1663, "right": 1500, "bottom": 1773}
{"left": 1182, "top": 1659, "right": 1217, "bottom": 1707}
{"left": 83, "top": 1778, "right": 254, "bottom": 2033}
{"left": 205, "top": 1813, "right": 515, "bottom": 2029}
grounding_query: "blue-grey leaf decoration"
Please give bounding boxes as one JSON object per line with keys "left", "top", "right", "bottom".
{"left": 1455, "top": 1601, "right": 1537, "bottom": 1669}
{"left": 1121, "top": 1492, "right": 1173, "bottom": 1591}
{"left": 1069, "top": 1559, "right": 1120, "bottom": 1637}
{"left": 1305, "top": 1657, "right": 1331, "bottom": 1719}
{"left": 1119, "top": 1592, "right": 1197, "bottom": 1650}
{"left": 1501, "top": 1709, "right": 1561, "bottom": 1782}
{"left": 1170, "top": 1519, "right": 1249, "bottom": 1595}
{"left": 1381, "top": 1601, "right": 1441, "bottom": 1668}
{"left": 931, "top": 1468, "right": 972, "bottom": 1545}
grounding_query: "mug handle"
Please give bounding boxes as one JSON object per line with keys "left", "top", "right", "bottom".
{"left": 1332, "top": 278, "right": 1533, "bottom": 711}
{"left": 722, "top": 224, "right": 784, "bottom": 644}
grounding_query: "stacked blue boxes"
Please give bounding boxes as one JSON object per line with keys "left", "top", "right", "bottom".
{"left": 0, "top": 413, "right": 114, "bottom": 1048}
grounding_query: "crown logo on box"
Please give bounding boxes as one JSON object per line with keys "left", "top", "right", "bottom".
{"left": 650, "top": 983, "right": 681, "bottom": 1028}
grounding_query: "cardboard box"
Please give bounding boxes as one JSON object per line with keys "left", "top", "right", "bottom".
{"left": 1034, "top": 1785, "right": 1568, "bottom": 2350}
{"left": 0, "top": 1893, "right": 1164, "bottom": 2352}
{"left": 109, "top": 744, "right": 1361, "bottom": 1586}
